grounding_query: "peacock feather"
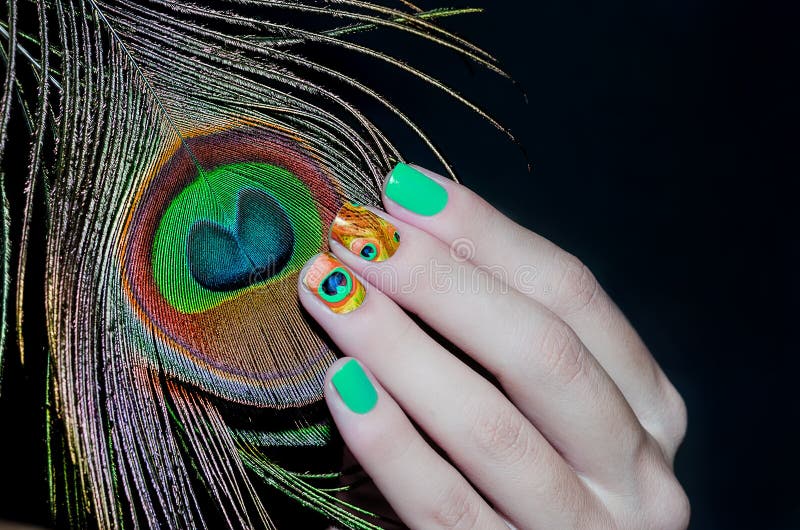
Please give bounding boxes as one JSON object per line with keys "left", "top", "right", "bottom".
{"left": 0, "top": 0, "right": 517, "bottom": 527}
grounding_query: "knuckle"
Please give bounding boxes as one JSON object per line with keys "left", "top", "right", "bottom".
{"left": 645, "top": 380, "right": 689, "bottom": 458}
{"left": 468, "top": 402, "right": 533, "bottom": 467}
{"left": 620, "top": 453, "right": 690, "bottom": 530}
{"left": 537, "top": 319, "right": 588, "bottom": 386}
{"left": 552, "top": 252, "right": 600, "bottom": 316}
{"left": 429, "top": 482, "right": 483, "bottom": 529}
{"left": 662, "top": 383, "right": 688, "bottom": 447}
{"left": 643, "top": 475, "right": 691, "bottom": 530}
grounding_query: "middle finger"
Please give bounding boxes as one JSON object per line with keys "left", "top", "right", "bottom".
{"left": 298, "top": 253, "right": 589, "bottom": 528}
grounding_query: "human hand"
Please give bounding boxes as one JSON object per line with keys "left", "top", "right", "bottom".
{"left": 298, "top": 163, "right": 689, "bottom": 529}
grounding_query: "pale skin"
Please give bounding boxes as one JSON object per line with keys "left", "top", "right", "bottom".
{"left": 298, "top": 164, "right": 690, "bottom": 529}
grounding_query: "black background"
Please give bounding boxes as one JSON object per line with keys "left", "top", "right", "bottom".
{"left": 359, "top": 2, "right": 797, "bottom": 528}
{"left": 1, "top": 0, "right": 798, "bottom": 528}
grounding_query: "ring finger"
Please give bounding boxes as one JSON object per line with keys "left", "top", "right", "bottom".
{"left": 324, "top": 357, "right": 508, "bottom": 530}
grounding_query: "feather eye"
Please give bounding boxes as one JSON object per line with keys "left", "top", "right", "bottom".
{"left": 0, "top": 0, "right": 517, "bottom": 528}
{"left": 123, "top": 128, "right": 339, "bottom": 407}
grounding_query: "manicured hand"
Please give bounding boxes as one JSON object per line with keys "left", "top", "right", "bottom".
{"left": 298, "top": 163, "right": 689, "bottom": 529}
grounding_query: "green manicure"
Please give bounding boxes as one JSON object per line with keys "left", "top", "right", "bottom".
{"left": 385, "top": 162, "right": 448, "bottom": 216}
{"left": 331, "top": 359, "right": 378, "bottom": 414}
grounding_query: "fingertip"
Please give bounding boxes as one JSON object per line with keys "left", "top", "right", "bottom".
{"left": 406, "top": 163, "right": 454, "bottom": 186}
{"left": 381, "top": 161, "right": 452, "bottom": 190}
{"left": 323, "top": 356, "right": 356, "bottom": 387}
{"left": 328, "top": 203, "right": 401, "bottom": 263}
{"left": 296, "top": 252, "right": 324, "bottom": 293}
{"left": 296, "top": 252, "right": 367, "bottom": 315}
{"left": 325, "top": 357, "right": 379, "bottom": 415}
{"left": 381, "top": 162, "right": 450, "bottom": 218}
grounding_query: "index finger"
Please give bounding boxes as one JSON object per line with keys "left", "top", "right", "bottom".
{"left": 382, "top": 163, "right": 686, "bottom": 456}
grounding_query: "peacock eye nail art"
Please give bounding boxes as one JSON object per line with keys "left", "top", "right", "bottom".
{"left": 303, "top": 253, "right": 366, "bottom": 314}
{"left": 331, "top": 203, "right": 400, "bottom": 262}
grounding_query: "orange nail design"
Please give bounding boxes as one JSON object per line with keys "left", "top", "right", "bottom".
{"left": 331, "top": 203, "right": 400, "bottom": 262}
{"left": 303, "top": 253, "right": 365, "bottom": 314}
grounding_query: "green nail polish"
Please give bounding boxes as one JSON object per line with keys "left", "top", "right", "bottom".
{"left": 385, "top": 163, "right": 448, "bottom": 216}
{"left": 332, "top": 359, "right": 378, "bottom": 414}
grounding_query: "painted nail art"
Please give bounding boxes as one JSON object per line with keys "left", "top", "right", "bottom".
{"left": 331, "top": 203, "right": 400, "bottom": 262}
{"left": 303, "top": 253, "right": 365, "bottom": 314}
{"left": 385, "top": 162, "right": 448, "bottom": 216}
{"left": 331, "top": 359, "right": 378, "bottom": 414}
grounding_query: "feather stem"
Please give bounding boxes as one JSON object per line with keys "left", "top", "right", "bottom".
{"left": 83, "top": 0, "right": 207, "bottom": 175}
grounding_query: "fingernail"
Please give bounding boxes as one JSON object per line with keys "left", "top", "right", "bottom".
{"left": 385, "top": 162, "right": 448, "bottom": 216}
{"left": 331, "top": 203, "right": 400, "bottom": 262}
{"left": 331, "top": 359, "right": 378, "bottom": 414}
{"left": 303, "top": 253, "right": 366, "bottom": 314}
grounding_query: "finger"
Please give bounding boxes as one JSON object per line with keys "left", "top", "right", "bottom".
{"left": 325, "top": 357, "right": 508, "bottom": 530}
{"left": 381, "top": 163, "right": 686, "bottom": 454}
{"left": 299, "top": 254, "right": 596, "bottom": 528}
{"left": 328, "top": 204, "right": 651, "bottom": 488}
